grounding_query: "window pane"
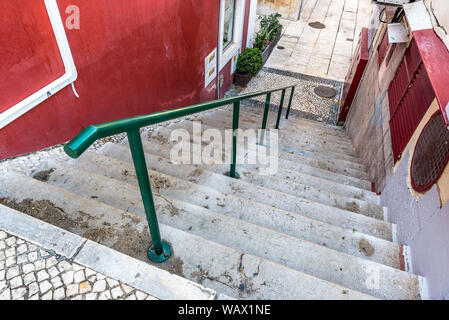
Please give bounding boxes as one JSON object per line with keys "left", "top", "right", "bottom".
{"left": 223, "top": 0, "right": 236, "bottom": 49}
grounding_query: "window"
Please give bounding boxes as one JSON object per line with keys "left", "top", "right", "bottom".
{"left": 223, "top": 0, "right": 236, "bottom": 49}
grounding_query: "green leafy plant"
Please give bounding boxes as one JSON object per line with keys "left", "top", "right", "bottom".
{"left": 236, "top": 48, "right": 263, "bottom": 76}
{"left": 259, "top": 13, "right": 282, "bottom": 41}
{"left": 253, "top": 13, "right": 283, "bottom": 51}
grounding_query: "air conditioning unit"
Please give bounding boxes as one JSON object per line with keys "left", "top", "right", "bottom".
{"left": 371, "top": 0, "right": 412, "bottom": 6}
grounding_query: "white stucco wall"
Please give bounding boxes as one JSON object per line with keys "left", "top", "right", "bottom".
{"left": 424, "top": 0, "right": 449, "bottom": 49}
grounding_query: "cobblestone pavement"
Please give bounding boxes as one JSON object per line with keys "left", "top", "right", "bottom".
{"left": 237, "top": 68, "right": 341, "bottom": 124}
{"left": 258, "top": 0, "right": 373, "bottom": 81}
{"left": 0, "top": 230, "right": 157, "bottom": 300}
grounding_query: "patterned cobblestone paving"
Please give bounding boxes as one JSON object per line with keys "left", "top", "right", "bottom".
{"left": 0, "top": 230, "right": 157, "bottom": 300}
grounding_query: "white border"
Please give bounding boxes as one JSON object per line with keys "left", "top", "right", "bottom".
{"left": 0, "top": 0, "right": 78, "bottom": 129}
{"left": 218, "top": 0, "right": 246, "bottom": 71}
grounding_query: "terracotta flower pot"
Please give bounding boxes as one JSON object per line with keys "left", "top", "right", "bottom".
{"left": 234, "top": 72, "right": 252, "bottom": 87}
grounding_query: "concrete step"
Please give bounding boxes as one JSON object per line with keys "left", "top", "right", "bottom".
{"left": 172, "top": 113, "right": 363, "bottom": 164}
{"left": 135, "top": 136, "right": 382, "bottom": 219}
{"left": 147, "top": 121, "right": 372, "bottom": 191}
{"left": 236, "top": 103, "right": 351, "bottom": 140}
{"left": 191, "top": 108, "right": 357, "bottom": 155}
{"left": 37, "top": 162, "right": 420, "bottom": 299}
{"left": 69, "top": 151, "right": 401, "bottom": 268}
{"left": 0, "top": 172, "right": 376, "bottom": 300}
{"left": 100, "top": 143, "right": 393, "bottom": 241}
{"left": 141, "top": 134, "right": 377, "bottom": 204}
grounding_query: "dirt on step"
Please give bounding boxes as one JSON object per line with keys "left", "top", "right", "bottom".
{"left": 0, "top": 197, "right": 185, "bottom": 278}
{"left": 32, "top": 169, "right": 55, "bottom": 182}
{"left": 345, "top": 201, "right": 361, "bottom": 213}
{"left": 0, "top": 198, "right": 88, "bottom": 231}
{"left": 358, "top": 239, "right": 375, "bottom": 257}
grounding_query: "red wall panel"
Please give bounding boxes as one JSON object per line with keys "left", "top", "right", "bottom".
{"left": 0, "top": 0, "right": 221, "bottom": 159}
{"left": 0, "top": 0, "right": 65, "bottom": 113}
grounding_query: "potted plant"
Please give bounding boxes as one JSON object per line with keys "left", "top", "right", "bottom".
{"left": 234, "top": 47, "right": 263, "bottom": 87}
{"left": 253, "top": 13, "right": 283, "bottom": 64}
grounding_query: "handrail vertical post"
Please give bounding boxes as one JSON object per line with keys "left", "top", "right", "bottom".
{"left": 226, "top": 101, "right": 240, "bottom": 179}
{"left": 285, "top": 86, "right": 295, "bottom": 119}
{"left": 259, "top": 93, "right": 271, "bottom": 145}
{"left": 275, "top": 89, "right": 286, "bottom": 129}
{"left": 127, "top": 129, "right": 171, "bottom": 263}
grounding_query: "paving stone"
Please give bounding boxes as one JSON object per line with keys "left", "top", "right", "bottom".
{"left": 0, "top": 261, "right": 4, "bottom": 271}
{"left": 54, "top": 287, "right": 65, "bottom": 300}
{"left": 125, "top": 294, "right": 137, "bottom": 300}
{"left": 28, "top": 294, "right": 39, "bottom": 300}
{"left": 16, "top": 254, "right": 28, "bottom": 265}
{"left": 28, "top": 282, "right": 39, "bottom": 297}
{"left": 85, "top": 293, "right": 97, "bottom": 300}
{"left": 37, "top": 270, "right": 50, "bottom": 282}
{"left": 27, "top": 252, "right": 38, "bottom": 262}
{"left": 0, "top": 251, "right": 5, "bottom": 261}
{"left": 48, "top": 266, "right": 59, "bottom": 278}
{"left": 39, "top": 249, "right": 50, "bottom": 259}
{"left": 93, "top": 280, "right": 106, "bottom": 293}
{"left": 34, "top": 260, "right": 45, "bottom": 271}
{"left": 41, "top": 290, "right": 53, "bottom": 300}
{"left": 57, "top": 261, "right": 71, "bottom": 273}
{"left": 135, "top": 291, "right": 148, "bottom": 300}
{"left": 39, "top": 280, "right": 52, "bottom": 294}
{"left": 72, "top": 263, "right": 84, "bottom": 271}
{"left": 5, "top": 257, "right": 15, "bottom": 268}
{"left": 23, "top": 273, "right": 36, "bottom": 286}
{"left": 11, "top": 287, "right": 26, "bottom": 299}
{"left": 17, "top": 244, "right": 27, "bottom": 255}
{"left": 5, "top": 237, "right": 16, "bottom": 247}
{"left": 0, "top": 240, "right": 5, "bottom": 250}
{"left": 79, "top": 281, "right": 91, "bottom": 294}
{"left": 0, "top": 270, "right": 4, "bottom": 281}
{"left": 61, "top": 271, "right": 74, "bottom": 285}
{"left": 46, "top": 256, "right": 58, "bottom": 269}
{"left": 51, "top": 276, "right": 63, "bottom": 289}
{"left": 0, "top": 280, "right": 7, "bottom": 292}
{"left": 0, "top": 231, "right": 7, "bottom": 240}
{"left": 111, "top": 286, "right": 124, "bottom": 299}
{"left": 6, "top": 266, "right": 20, "bottom": 280}
{"left": 73, "top": 270, "right": 85, "bottom": 283}
{"left": 10, "top": 276, "right": 23, "bottom": 289}
{"left": 121, "top": 284, "right": 133, "bottom": 294}
{"left": 0, "top": 288, "right": 11, "bottom": 300}
{"left": 66, "top": 284, "right": 79, "bottom": 297}
{"left": 106, "top": 278, "right": 119, "bottom": 288}
{"left": 98, "top": 290, "right": 112, "bottom": 300}
{"left": 22, "top": 263, "right": 35, "bottom": 274}
{"left": 85, "top": 268, "right": 96, "bottom": 278}
{"left": 5, "top": 247, "right": 15, "bottom": 258}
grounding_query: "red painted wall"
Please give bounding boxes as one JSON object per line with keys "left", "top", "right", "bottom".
{"left": 0, "top": 0, "right": 65, "bottom": 113}
{"left": 0, "top": 0, "right": 221, "bottom": 159}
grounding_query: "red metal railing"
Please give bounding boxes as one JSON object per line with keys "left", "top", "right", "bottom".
{"left": 388, "top": 39, "right": 435, "bottom": 162}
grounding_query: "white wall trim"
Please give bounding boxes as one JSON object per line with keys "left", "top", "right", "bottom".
{"left": 218, "top": 0, "right": 246, "bottom": 71}
{"left": 246, "top": 0, "right": 258, "bottom": 49}
{"left": 0, "top": 0, "right": 78, "bottom": 129}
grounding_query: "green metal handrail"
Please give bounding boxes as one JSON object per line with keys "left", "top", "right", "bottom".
{"left": 64, "top": 84, "right": 296, "bottom": 263}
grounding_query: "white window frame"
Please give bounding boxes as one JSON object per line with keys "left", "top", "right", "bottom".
{"left": 218, "top": 0, "right": 246, "bottom": 71}
{"left": 0, "top": 0, "right": 78, "bottom": 129}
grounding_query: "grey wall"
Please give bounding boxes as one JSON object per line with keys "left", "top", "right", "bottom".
{"left": 381, "top": 152, "right": 449, "bottom": 299}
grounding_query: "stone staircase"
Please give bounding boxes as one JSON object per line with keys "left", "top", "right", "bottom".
{"left": 0, "top": 103, "right": 424, "bottom": 299}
